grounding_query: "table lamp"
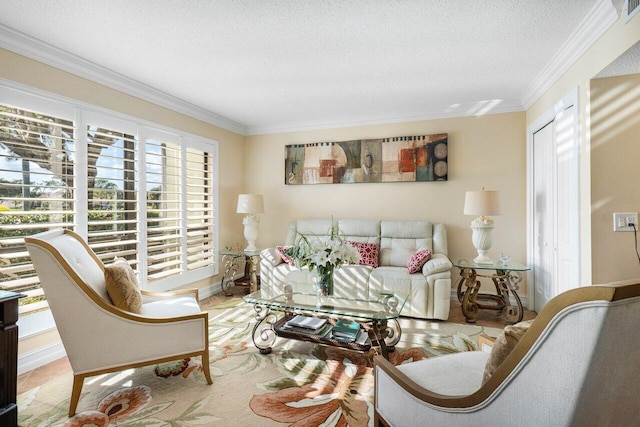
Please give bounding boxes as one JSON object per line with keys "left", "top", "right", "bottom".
{"left": 237, "top": 193, "right": 264, "bottom": 252}
{"left": 464, "top": 189, "right": 500, "bottom": 264}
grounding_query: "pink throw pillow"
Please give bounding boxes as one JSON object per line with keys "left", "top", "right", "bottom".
{"left": 347, "top": 241, "right": 380, "bottom": 268}
{"left": 406, "top": 250, "right": 432, "bottom": 273}
{"left": 276, "top": 245, "right": 295, "bottom": 266}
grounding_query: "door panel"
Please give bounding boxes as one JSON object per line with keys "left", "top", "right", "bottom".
{"left": 554, "top": 104, "right": 580, "bottom": 295}
{"left": 533, "top": 122, "right": 555, "bottom": 313}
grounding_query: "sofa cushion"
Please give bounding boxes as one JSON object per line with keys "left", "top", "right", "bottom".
{"left": 380, "top": 221, "right": 433, "bottom": 267}
{"left": 482, "top": 320, "right": 533, "bottom": 384}
{"left": 369, "top": 266, "right": 429, "bottom": 317}
{"left": 338, "top": 219, "right": 381, "bottom": 244}
{"left": 286, "top": 219, "right": 335, "bottom": 245}
{"left": 406, "top": 250, "right": 432, "bottom": 273}
{"left": 348, "top": 241, "right": 380, "bottom": 268}
{"left": 104, "top": 258, "right": 142, "bottom": 313}
{"left": 273, "top": 263, "right": 372, "bottom": 299}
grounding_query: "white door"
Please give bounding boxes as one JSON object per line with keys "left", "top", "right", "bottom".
{"left": 530, "top": 97, "right": 580, "bottom": 313}
{"left": 533, "top": 122, "right": 556, "bottom": 312}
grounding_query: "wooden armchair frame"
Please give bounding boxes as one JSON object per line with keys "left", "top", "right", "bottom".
{"left": 25, "top": 229, "right": 213, "bottom": 416}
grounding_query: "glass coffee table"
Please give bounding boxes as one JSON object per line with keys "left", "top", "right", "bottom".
{"left": 243, "top": 288, "right": 408, "bottom": 360}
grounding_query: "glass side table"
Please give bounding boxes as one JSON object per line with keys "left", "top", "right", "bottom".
{"left": 220, "top": 249, "right": 261, "bottom": 296}
{"left": 452, "top": 259, "right": 530, "bottom": 324}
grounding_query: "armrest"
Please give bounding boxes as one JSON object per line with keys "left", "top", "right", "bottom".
{"left": 422, "top": 253, "right": 452, "bottom": 276}
{"left": 261, "top": 247, "right": 284, "bottom": 267}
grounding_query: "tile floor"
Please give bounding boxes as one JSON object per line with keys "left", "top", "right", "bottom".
{"left": 17, "top": 291, "right": 537, "bottom": 395}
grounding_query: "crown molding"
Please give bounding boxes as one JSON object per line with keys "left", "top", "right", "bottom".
{"left": 245, "top": 99, "right": 524, "bottom": 135}
{"left": 0, "top": 24, "right": 247, "bottom": 135}
{"left": 520, "top": 0, "right": 620, "bottom": 109}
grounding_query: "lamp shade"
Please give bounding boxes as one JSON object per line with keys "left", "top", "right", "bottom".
{"left": 464, "top": 190, "right": 501, "bottom": 216}
{"left": 236, "top": 194, "right": 264, "bottom": 214}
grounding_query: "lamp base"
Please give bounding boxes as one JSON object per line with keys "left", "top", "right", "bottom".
{"left": 473, "top": 252, "right": 493, "bottom": 264}
{"left": 470, "top": 219, "right": 495, "bottom": 265}
{"left": 243, "top": 216, "right": 260, "bottom": 252}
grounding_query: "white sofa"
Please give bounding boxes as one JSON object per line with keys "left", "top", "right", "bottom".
{"left": 259, "top": 218, "right": 452, "bottom": 320}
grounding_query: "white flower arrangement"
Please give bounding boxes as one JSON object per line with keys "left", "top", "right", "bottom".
{"left": 285, "top": 225, "right": 361, "bottom": 279}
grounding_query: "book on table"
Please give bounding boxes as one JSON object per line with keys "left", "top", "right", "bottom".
{"left": 331, "top": 319, "right": 362, "bottom": 343}
{"left": 283, "top": 315, "right": 328, "bottom": 334}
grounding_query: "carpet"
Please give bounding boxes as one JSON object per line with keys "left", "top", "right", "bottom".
{"left": 18, "top": 298, "right": 503, "bottom": 427}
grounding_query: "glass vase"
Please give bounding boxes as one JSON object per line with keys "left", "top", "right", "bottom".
{"left": 316, "top": 266, "right": 334, "bottom": 296}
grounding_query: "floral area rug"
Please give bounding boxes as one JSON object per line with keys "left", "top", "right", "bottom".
{"left": 18, "top": 298, "right": 502, "bottom": 427}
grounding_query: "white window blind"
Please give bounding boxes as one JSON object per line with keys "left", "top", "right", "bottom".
{"left": 0, "top": 103, "right": 75, "bottom": 315}
{"left": 86, "top": 125, "right": 139, "bottom": 265}
{"left": 186, "top": 147, "right": 215, "bottom": 271}
{"left": 145, "top": 138, "right": 182, "bottom": 281}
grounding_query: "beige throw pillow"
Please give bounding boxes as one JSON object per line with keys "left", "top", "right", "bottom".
{"left": 105, "top": 258, "right": 142, "bottom": 314}
{"left": 482, "top": 320, "right": 533, "bottom": 384}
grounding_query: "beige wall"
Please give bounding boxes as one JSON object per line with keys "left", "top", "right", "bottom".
{"left": 246, "top": 112, "right": 527, "bottom": 292}
{"left": 0, "top": 48, "right": 246, "bottom": 357}
{"left": 525, "top": 14, "right": 640, "bottom": 285}
{"left": 590, "top": 74, "right": 640, "bottom": 283}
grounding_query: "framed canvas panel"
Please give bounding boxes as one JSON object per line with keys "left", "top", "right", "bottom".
{"left": 285, "top": 133, "right": 447, "bottom": 185}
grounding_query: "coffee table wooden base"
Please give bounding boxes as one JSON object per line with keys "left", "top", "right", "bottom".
{"left": 249, "top": 305, "right": 401, "bottom": 361}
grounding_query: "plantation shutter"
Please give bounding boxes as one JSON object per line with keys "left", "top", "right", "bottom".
{"left": 85, "top": 119, "right": 138, "bottom": 266}
{"left": 145, "top": 136, "right": 182, "bottom": 281}
{"left": 185, "top": 146, "right": 215, "bottom": 271}
{"left": 0, "top": 103, "right": 75, "bottom": 315}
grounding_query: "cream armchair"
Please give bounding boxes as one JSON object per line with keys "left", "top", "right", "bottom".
{"left": 25, "top": 229, "right": 212, "bottom": 416}
{"left": 374, "top": 281, "right": 640, "bottom": 426}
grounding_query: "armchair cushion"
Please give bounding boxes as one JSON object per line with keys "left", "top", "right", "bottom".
{"left": 105, "top": 259, "right": 142, "bottom": 313}
{"left": 397, "top": 351, "right": 489, "bottom": 396}
{"left": 482, "top": 320, "right": 533, "bottom": 384}
{"left": 140, "top": 295, "right": 202, "bottom": 318}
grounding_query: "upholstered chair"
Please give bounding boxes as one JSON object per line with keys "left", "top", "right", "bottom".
{"left": 374, "top": 281, "right": 640, "bottom": 426}
{"left": 25, "top": 229, "right": 213, "bottom": 416}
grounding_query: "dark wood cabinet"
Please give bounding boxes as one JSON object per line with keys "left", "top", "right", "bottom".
{"left": 0, "top": 291, "right": 24, "bottom": 427}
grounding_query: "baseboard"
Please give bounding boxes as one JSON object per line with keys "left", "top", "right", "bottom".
{"left": 18, "top": 342, "right": 66, "bottom": 375}
{"left": 198, "top": 282, "right": 223, "bottom": 300}
{"left": 450, "top": 289, "right": 529, "bottom": 309}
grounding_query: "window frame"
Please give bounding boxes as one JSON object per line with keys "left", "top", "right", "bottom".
{"left": 0, "top": 81, "right": 219, "bottom": 337}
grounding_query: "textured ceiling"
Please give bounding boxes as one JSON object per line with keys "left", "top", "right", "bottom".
{"left": 594, "top": 41, "right": 640, "bottom": 78}
{"left": 0, "top": 0, "right": 609, "bottom": 134}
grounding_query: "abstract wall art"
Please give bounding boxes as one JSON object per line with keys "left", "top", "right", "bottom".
{"left": 285, "top": 133, "right": 448, "bottom": 185}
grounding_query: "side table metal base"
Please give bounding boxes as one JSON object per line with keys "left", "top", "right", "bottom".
{"left": 457, "top": 266, "right": 524, "bottom": 324}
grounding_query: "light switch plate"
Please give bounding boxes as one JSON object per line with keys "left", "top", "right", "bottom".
{"left": 613, "top": 212, "right": 638, "bottom": 231}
